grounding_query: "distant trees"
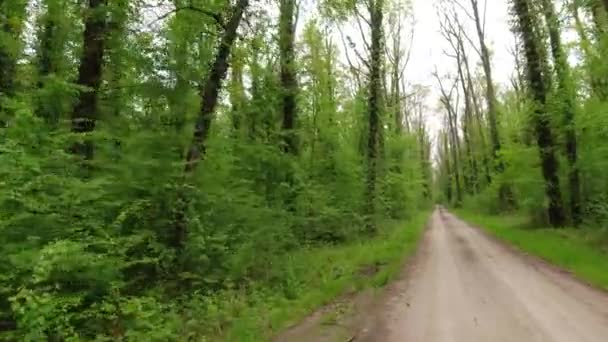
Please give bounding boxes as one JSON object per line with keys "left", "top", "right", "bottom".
{"left": 434, "top": 0, "right": 608, "bottom": 227}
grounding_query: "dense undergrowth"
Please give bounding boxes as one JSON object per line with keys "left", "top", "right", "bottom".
{"left": 207, "top": 213, "right": 429, "bottom": 341}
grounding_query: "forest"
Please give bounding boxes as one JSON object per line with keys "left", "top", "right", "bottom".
{"left": 1, "top": 0, "right": 608, "bottom": 340}
{"left": 435, "top": 0, "right": 608, "bottom": 228}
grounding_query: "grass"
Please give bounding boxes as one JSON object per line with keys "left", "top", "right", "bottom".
{"left": 454, "top": 209, "right": 608, "bottom": 291}
{"left": 197, "top": 210, "right": 430, "bottom": 341}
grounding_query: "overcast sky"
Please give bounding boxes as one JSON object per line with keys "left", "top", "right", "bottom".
{"left": 407, "top": 0, "right": 516, "bottom": 138}
{"left": 409, "top": 0, "right": 515, "bottom": 87}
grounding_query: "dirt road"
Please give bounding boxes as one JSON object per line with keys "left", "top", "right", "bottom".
{"left": 360, "top": 208, "right": 608, "bottom": 342}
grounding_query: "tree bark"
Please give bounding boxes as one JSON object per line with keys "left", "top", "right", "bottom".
{"left": 175, "top": 0, "right": 248, "bottom": 249}
{"left": 470, "top": 0, "right": 502, "bottom": 170}
{"left": 71, "top": 0, "right": 108, "bottom": 159}
{"left": 0, "top": 0, "right": 27, "bottom": 122}
{"left": 36, "top": 0, "right": 66, "bottom": 124}
{"left": 365, "top": 0, "right": 384, "bottom": 233}
{"left": 184, "top": 0, "right": 248, "bottom": 173}
{"left": 512, "top": 0, "right": 566, "bottom": 227}
{"left": 457, "top": 56, "right": 478, "bottom": 194}
{"left": 279, "top": 0, "right": 298, "bottom": 154}
{"left": 442, "top": 130, "right": 453, "bottom": 203}
{"left": 462, "top": 41, "right": 491, "bottom": 185}
{"left": 229, "top": 49, "right": 245, "bottom": 134}
{"left": 444, "top": 94, "right": 463, "bottom": 206}
{"left": 542, "top": 0, "right": 582, "bottom": 224}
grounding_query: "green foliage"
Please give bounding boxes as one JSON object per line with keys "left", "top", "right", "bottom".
{"left": 0, "top": 0, "right": 430, "bottom": 340}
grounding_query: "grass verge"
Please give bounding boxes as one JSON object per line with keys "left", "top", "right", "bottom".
{"left": 454, "top": 210, "right": 608, "bottom": 291}
{"left": 196, "top": 211, "right": 430, "bottom": 341}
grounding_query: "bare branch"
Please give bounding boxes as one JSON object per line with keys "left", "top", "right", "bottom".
{"left": 153, "top": 6, "right": 224, "bottom": 27}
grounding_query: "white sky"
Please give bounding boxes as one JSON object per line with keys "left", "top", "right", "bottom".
{"left": 407, "top": 0, "right": 516, "bottom": 138}
{"left": 409, "top": 0, "right": 515, "bottom": 87}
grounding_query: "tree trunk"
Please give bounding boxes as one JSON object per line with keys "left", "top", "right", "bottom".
{"left": 470, "top": 0, "right": 501, "bottom": 170}
{"left": 419, "top": 125, "right": 431, "bottom": 198}
{"left": 443, "top": 131, "right": 453, "bottom": 203}
{"left": 457, "top": 56, "right": 478, "bottom": 194}
{"left": 462, "top": 43, "right": 491, "bottom": 186}
{"left": 542, "top": 0, "right": 582, "bottom": 224}
{"left": 36, "top": 0, "right": 67, "bottom": 124}
{"left": 229, "top": 49, "right": 245, "bottom": 134}
{"left": 279, "top": 0, "right": 298, "bottom": 154}
{"left": 365, "top": 0, "right": 384, "bottom": 233}
{"left": 0, "top": 0, "right": 27, "bottom": 122}
{"left": 71, "top": 0, "right": 108, "bottom": 159}
{"left": 175, "top": 0, "right": 248, "bottom": 249}
{"left": 445, "top": 98, "right": 463, "bottom": 206}
{"left": 184, "top": 0, "right": 248, "bottom": 172}
{"left": 512, "top": 0, "right": 566, "bottom": 227}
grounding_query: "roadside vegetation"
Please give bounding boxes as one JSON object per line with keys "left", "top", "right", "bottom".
{"left": 215, "top": 213, "right": 428, "bottom": 341}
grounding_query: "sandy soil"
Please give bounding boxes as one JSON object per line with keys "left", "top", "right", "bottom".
{"left": 277, "top": 208, "right": 608, "bottom": 342}
{"left": 359, "top": 208, "right": 608, "bottom": 342}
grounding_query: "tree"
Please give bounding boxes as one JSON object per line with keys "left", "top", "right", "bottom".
{"left": 467, "top": 0, "right": 502, "bottom": 175}
{"left": 0, "top": 0, "right": 27, "bottom": 121}
{"left": 35, "top": 0, "right": 74, "bottom": 124}
{"left": 436, "top": 71, "right": 463, "bottom": 206}
{"left": 178, "top": 0, "right": 249, "bottom": 248}
{"left": 71, "top": 0, "right": 109, "bottom": 159}
{"left": 541, "top": 0, "right": 582, "bottom": 224}
{"left": 365, "top": 0, "right": 385, "bottom": 232}
{"left": 440, "top": 9, "right": 479, "bottom": 193}
{"left": 279, "top": 0, "right": 299, "bottom": 154}
{"left": 184, "top": 0, "right": 249, "bottom": 172}
{"left": 511, "top": 0, "right": 566, "bottom": 226}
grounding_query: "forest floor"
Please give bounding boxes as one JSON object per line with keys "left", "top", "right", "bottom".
{"left": 276, "top": 208, "right": 608, "bottom": 342}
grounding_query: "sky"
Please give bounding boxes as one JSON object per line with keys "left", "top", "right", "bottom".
{"left": 407, "top": 0, "right": 516, "bottom": 139}
{"left": 409, "top": 0, "right": 516, "bottom": 87}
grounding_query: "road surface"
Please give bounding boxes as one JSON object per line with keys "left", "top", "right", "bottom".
{"left": 361, "top": 208, "right": 608, "bottom": 342}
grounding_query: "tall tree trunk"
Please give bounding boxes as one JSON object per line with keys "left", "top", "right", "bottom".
{"left": 576, "top": 0, "right": 608, "bottom": 100}
{"left": 419, "top": 125, "right": 431, "bottom": 198}
{"left": 0, "top": 0, "right": 27, "bottom": 122}
{"left": 457, "top": 56, "right": 478, "bottom": 194}
{"left": 36, "top": 0, "right": 67, "bottom": 124}
{"left": 365, "top": 0, "right": 384, "bottom": 233}
{"left": 71, "top": 0, "right": 108, "bottom": 159}
{"left": 229, "top": 48, "right": 245, "bottom": 134}
{"left": 470, "top": 0, "right": 502, "bottom": 172}
{"left": 512, "top": 0, "right": 566, "bottom": 227}
{"left": 445, "top": 98, "right": 463, "bottom": 206}
{"left": 542, "top": 0, "right": 582, "bottom": 224}
{"left": 184, "top": 0, "right": 248, "bottom": 172}
{"left": 104, "top": 0, "right": 130, "bottom": 120}
{"left": 442, "top": 130, "right": 453, "bottom": 203}
{"left": 279, "top": 0, "right": 298, "bottom": 154}
{"left": 392, "top": 54, "right": 402, "bottom": 134}
{"left": 175, "top": 0, "right": 248, "bottom": 249}
{"left": 462, "top": 44, "right": 491, "bottom": 185}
